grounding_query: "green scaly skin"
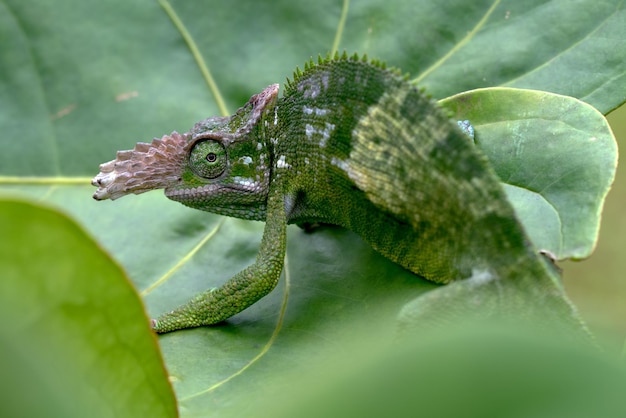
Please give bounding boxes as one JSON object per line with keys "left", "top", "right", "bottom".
{"left": 92, "top": 53, "right": 585, "bottom": 335}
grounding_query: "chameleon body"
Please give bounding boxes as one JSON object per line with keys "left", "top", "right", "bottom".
{"left": 93, "top": 55, "right": 579, "bottom": 334}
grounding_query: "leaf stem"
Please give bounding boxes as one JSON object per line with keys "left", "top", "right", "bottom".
{"left": 158, "top": 0, "right": 230, "bottom": 116}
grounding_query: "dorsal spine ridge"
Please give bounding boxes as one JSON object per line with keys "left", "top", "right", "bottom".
{"left": 285, "top": 52, "right": 407, "bottom": 92}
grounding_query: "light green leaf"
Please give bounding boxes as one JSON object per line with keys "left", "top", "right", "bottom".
{"left": 441, "top": 87, "right": 617, "bottom": 259}
{"left": 0, "top": 0, "right": 623, "bottom": 416}
{"left": 0, "top": 199, "right": 177, "bottom": 418}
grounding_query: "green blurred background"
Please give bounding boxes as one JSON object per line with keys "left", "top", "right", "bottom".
{"left": 564, "top": 104, "right": 625, "bottom": 350}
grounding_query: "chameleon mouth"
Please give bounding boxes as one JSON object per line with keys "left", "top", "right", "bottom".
{"left": 164, "top": 180, "right": 262, "bottom": 201}
{"left": 91, "top": 131, "right": 190, "bottom": 200}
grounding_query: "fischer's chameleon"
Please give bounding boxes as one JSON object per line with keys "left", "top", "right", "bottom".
{"left": 92, "top": 54, "right": 582, "bottom": 334}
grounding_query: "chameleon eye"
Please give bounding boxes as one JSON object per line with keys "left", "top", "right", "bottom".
{"left": 189, "top": 140, "right": 227, "bottom": 179}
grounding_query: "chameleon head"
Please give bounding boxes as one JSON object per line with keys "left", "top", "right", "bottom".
{"left": 92, "top": 84, "right": 279, "bottom": 219}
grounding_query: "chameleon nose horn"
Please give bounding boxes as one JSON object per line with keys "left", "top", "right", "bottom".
{"left": 92, "top": 131, "right": 190, "bottom": 201}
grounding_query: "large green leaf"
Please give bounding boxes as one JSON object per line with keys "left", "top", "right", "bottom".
{"left": 251, "top": 322, "right": 626, "bottom": 418}
{"left": 0, "top": 199, "right": 177, "bottom": 418}
{"left": 0, "top": 0, "right": 624, "bottom": 416}
{"left": 441, "top": 88, "right": 617, "bottom": 259}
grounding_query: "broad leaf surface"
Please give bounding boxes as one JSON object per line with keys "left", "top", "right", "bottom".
{"left": 0, "top": 0, "right": 623, "bottom": 416}
{"left": 441, "top": 88, "right": 617, "bottom": 259}
{"left": 0, "top": 199, "right": 177, "bottom": 418}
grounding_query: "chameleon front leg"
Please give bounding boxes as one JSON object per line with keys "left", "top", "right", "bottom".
{"left": 151, "top": 190, "right": 288, "bottom": 333}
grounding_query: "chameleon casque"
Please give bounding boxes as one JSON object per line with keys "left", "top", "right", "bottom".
{"left": 92, "top": 54, "right": 582, "bottom": 334}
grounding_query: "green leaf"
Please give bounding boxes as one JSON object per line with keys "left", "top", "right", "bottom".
{"left": 0, "top": 0, "right": 624, "bottom": 416}
{"left": 441, "top": 87, "right": 617, "bottom": 259}
{"left": 251, "top": 321, "right": 626, "bottom": 418}
{"left": 404, "top": 0, "right": 626, "bottom": 114}
{"left": 0, "top": 199, "right": 177, "bottom": 418}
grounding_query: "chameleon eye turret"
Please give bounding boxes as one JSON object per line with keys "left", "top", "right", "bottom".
{"left": 189, "top": 139, "right": 227, "bottom": 179}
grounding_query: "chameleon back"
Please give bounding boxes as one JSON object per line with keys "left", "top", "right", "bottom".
{"left": 272, "top": 57, "right": 531, "bottom": 283}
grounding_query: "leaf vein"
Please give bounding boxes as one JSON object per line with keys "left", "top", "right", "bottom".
{"left": 504, "top": 1, "right": 625, "bottom": 90}
{"left": 158, "top": 0, "right": 230, "bottom": 116}
{"left": 331, "top": 0, "right": 350, "bottom": 56}
{"left": 411, "top": 0, "right": 501, "bottom": 85}
{"left": 0, "top": 176, "right": 92, "bottom": 185}
{"left": 180, "top": 253, "right": 290, "bottom": 401}
{"left": 141, "top": 217, "right": 226, "bottom": 296}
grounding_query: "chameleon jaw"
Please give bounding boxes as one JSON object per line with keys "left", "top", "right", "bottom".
{"left": 92, "top": 131, "right": 190, "bottom": 200}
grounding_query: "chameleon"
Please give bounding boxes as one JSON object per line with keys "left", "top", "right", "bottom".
{"left": 92, "top": 53, "right": 585, "bottom": 335}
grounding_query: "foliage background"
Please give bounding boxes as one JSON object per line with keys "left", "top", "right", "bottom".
{"left": 1, "top": 0, "right": 625, "bottom": 416}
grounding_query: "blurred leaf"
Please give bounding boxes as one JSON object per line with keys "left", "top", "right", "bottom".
{"left": 251, "top": 321, "right": 626, "bottom": 418}
{"left": 0, "top": 199, "right": 177, "bottom": 418}
{"left": 441, "top": 88, "right": 617, "bottom": 259}
{"left": 0, "top": 0, "right": 624, "bottom": 416}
